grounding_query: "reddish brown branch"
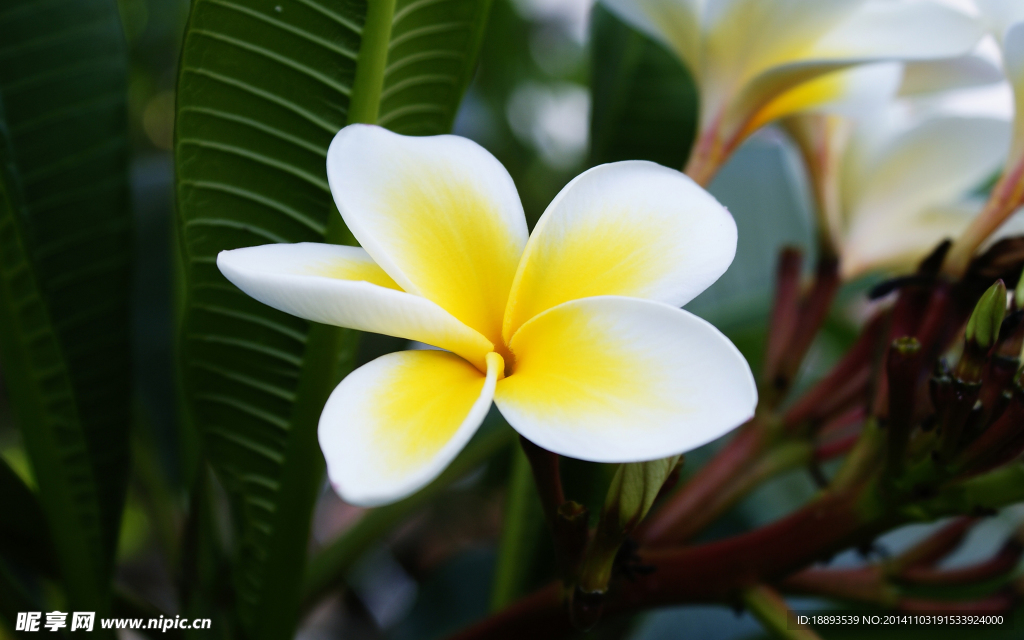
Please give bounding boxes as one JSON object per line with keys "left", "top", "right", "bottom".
{"left": 955, "top": 386, "right": 1024, "bottom": 474}
{"left": 763, "top": 248, "right": 804, "bottom": 390}
{"left": 519, "top": 436, "right": 589, "bottom": 581}
{"left": 814, "top": 407, "right": 865, "bottom": 461}
{"left": 783, "top": 566, "right": 895, "bottom": 606}
{"left": 784, "top": 312, "right": 887, "bottom": 429}
{"left": 777, "top": 257, "right": 841, "bottom": 392}
{"left": 638, "top": 420, "right": 766, "bottom": 546}
{"left": 451, "top": 490, "right": 891, "bottom": 640}
{"left": 887, "top": 517, "right": 977, "bottom": 572}
{"left": 898, "top": 540, "right": 1022, "bottom": 586}
{"left": 520, "top": 436, "right": 564, "bottom": 517}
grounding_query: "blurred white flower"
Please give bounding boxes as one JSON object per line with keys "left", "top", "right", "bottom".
{"left": 942, "top": 0, "right": 1024, "bottom": 273}
{"left": 784, "top": 62, "right": 1013, "bottom": 278}
{"left": 512, "top": 0, "right": 594, "bottom": 43}
{"left": 599, "top": 0, "right": 985, "bottom": 185}
{"left": 507, "top": 82, "right": 591, "bottom": 169}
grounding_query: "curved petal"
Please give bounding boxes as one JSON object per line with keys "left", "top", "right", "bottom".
{"left": 1002, "top": 23, "right": 1024, "bottom": 162}
{"left": 845, "top": 116, "right": 1010, "bottom": 231}
{"left": 899, "top": 54, "right": 1006, "bottom": 97}
{"left": 730, "top": 1, "right": 982, "bottom": 132}
{"left": 747, "top": 63, "right": 902, "bottom": 133}
{"left": 976, "top": 0, "right": 1024, "bottom": 37}
{"left": 841, "top": 201, "right": 976, "bottom": 279}
{"left": 502, "top": 161, "right": 736, "bottom": 340}
{"left": 495, "top": 296, "right": 756, "bottom": 462}
{"left": 809, "top": 1, "right": 983, "bottom": 62}
{"left": 327, "top": 124, "right": 528, "bottom": 348}
{"left": 704, "top": 0, "right": 860, "bottom": 82}
{"left": 320, "top": 350, "right": 503, "bottom": 506}
{"left": 217, "top": 243, "right": 493, "bottom": 369}
{"left": 598, "top": 0, "right": 702, "bottom": 77}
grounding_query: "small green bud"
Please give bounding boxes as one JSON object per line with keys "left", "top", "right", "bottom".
{"left": 966, "top": 280, "right": 1007, "bottom": 350}
{"left": 577, "top": 455, "right": 682, "bottom": 595}
{"left": 604, "top": 455, "right": 682, "bottom": 530}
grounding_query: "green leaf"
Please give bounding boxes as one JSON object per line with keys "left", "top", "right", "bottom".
{"left": 0, "top": 0, "right": 131, "bottom": 617}
{"left": 0, "top": 457, "right": 50, "bottom": 631}
{"left": 378, "top": 0, "right": 492, "bottom": 134}
{"left": 174, "top": 0, "right": 493, "bottom": 637}
{"left": 0, "top": 107, "right": 109, "bottom": 616}
{"left": 0, "top": 556, "right": 42, "bottom": 633}
{"left": 0, "top": 456, "right": 54, "bottom": 578}
{"left": 589, "top": 4, "right": 697, "bottom": 169}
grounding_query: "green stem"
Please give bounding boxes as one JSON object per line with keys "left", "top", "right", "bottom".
{"left": 742, "top": 584, "right": 823, "bottom": 640}
{"left": 831, "top": 417, "right": 885, "bottom": 492}
{"left": 908, "top": 461, "right": 1024, "bottom": 520}
{"left": 490, "top": 446, "right": 544, "bottom": 612}
{"left": 302, "top": 423, "right": 515, "bottom": 611}
{"left": 348, "top": 0, "right": 397, "bottom": 125}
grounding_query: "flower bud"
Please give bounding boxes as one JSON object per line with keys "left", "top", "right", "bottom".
{"left": 576, "top": 456, "right": 682, "bottom": 599}
{"left": 966, "top": 280, "right": 1007, "bottom": 351}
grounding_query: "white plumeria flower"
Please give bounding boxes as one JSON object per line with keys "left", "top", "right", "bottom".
{"left": 941, "top": 0, "right": 1024, "bottom": 274}
{"left": 599, "top": 0, "right": 985, "bottom": 185}
{"left": 786, "top": 106, "right": 1011, "bottom": 279}
{"left": 217, "top": 125, "right": 757, "bottom": 506}
{"left": 975, "top": 1, "right": 1024, "bottom": 156}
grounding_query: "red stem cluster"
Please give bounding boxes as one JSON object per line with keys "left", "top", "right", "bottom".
{"left": 450, "top": 242, "right": 1024, "bottom": 640}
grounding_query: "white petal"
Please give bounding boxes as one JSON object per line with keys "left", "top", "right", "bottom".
{"left": 704, "top": 0, "right": 860, "bottom": 80}
{"left": 1003, "top": 23, "right": 1024, "bottom": 161}
{"left": 975, "top": 0, "right": 1024, "bottom": 37}
{"left": 495, "top": 296, "right": 756, "bottom": 462}
{"left": 899, "top": 54, "right": 1006, "bottom": 96}
{"left": 319, "top": 350, "right": 502, "bottom": 506}
{"left": 732, "top": 1, "right": 983, "bottom": 131}
{"left": 598, "top": 0, "right": 702, "bottom": 77}
{"left": 217, "top": 243, "right": 493, "bottom": 369}
{"left": 809, "top": 1, "right": 984, "bottom": 62}
{"left": 327, "top": 124, "right": 528, "bottom": 348}
{"left": 748, "top": 63, "right": 902, "bottom": 132}
{"left": 502, "top": 161, "right": 736, "bottom": 340}
{"left": 845, "top": 116, "right": 1010, "bottom": 232}
{"left": 841, "top": 201, "right": 976, "bottom": 278}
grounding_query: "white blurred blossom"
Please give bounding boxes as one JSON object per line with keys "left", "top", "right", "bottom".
{"left": 506, "top": 82, "right": 591, "bottom": 169}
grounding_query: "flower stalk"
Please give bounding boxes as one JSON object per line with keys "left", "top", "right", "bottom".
{"left": 518, "top": 437, "right": 589, "bottom": 584}
{"left": 741, "top": 584, "right": 823, "bottom": 640}
{"left": 946, "top": 159, "right": 1024, "bottom": 278}
{"left": 683, "top": 114, "right": 735, "bottom": 187}
{"left": 572, "top": 456, "right": 681, "bottom": 627}
{"left": 885, "top": 337, "right": 923, "bottom": 479}
{"left": 935, "top": 281, "right": 1007, "bottom": 462}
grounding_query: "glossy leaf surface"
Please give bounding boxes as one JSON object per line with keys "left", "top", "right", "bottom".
{"left": 174, "top": 0, "right": 492, "bottom": 635}
{"left": 0, "top": 0, "right": 131, "bottom": 617}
